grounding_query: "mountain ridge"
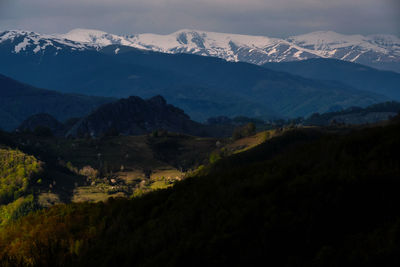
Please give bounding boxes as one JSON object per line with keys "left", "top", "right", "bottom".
{"left": 0, "top": 74, "right": 113, "bottom": 131}
{"left": 263, "top": 58, "right": 400, "bottom": 100}
{"left": 1, "top": 28, "right": 398, "bottom": 72}
{"left": 0, "top": 42, "right": 388, "bottom": 121}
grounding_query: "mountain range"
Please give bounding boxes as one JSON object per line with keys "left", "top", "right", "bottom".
{"left": 0, "top": 32, "right": 390, "bottom": 122}
{"left": 1, "top": 28, "right": 399, "bottom": 72}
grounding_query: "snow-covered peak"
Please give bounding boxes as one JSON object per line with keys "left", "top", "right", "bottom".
{"left": 55, "top": 28, "right": 133, "bottom": 47}
{"left": 367, "top": 34, "right": 400, "bottom": 47}
{"left": 288, "top": 30, "right": 400, "bottom": 52}
{"left": 285, "top": 30, "right": 400, "bottom": 62}
{"left": 133, "top": 29, "right": 277, "bottom": 48}
{"left": 287, "top": 31, "right": 366, "bottom": 48}
{"left": 0, "top": 29, "right": 93, "bottom": 54}
{"left": 58, "top": 28, "right": 109, "bottom": 42}
{"left": 121, "top": 29, "right": 283, "bottom": 62}
{"left": 0, "top": 30, "right": 37, "bottom": 42}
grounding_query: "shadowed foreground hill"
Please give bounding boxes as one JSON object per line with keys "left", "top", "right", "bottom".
{"left": 0, "top": 121, "right": 399, "bottom": 266}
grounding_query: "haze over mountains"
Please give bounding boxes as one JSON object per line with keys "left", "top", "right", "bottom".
{"left": 263, "top": 58, "right": 400, "bottom": 100}
{"left": 0, "top": 74, "right": 112, "bottom": 131}
{"left": 1, "top": 28, "right": 399, "bottom": 72}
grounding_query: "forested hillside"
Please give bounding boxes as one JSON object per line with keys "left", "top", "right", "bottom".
{"left": 0, "top": 119, "right": 399, "bottom": 266}
{"left": 0, "top": 148, "right": 42, "bottom": 226}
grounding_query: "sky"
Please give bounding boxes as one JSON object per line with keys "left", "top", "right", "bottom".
{"left": 0, "top": 0, "right": 399, "bottom": 37}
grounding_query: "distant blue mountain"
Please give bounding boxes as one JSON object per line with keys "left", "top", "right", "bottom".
{"left": 0, "top": 74, "right": 113, "bottom": 131}
{"left": 263, "top": 58, "right": 400, "bottom": 101}
{"left": 0, "top": 31, "right": 390, "bottom": 121}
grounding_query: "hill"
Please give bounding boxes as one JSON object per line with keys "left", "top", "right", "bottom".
{"left": 0, "top": 120, "right": 399, "bottom": 266}
{"left": 66, "top": 95, "right": 218, "bottom": 138}
{"left": 304, "top": 101, "right": 400, "bottom": 126}
{"left": 263, "top": 58, "right": 400, "bottom": 100}
{"left": 0, "top": 74, "right": 113, "bottom": 131}
{"left": 17, "top": 113, "right": 66, "bottom": 136}
{"left": 0, "top": 148, "right": 42, "bottom": 226}
{"left": 0, "top": 135, "right": 84, "bottom": 226}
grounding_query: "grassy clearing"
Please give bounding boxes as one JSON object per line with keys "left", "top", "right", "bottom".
{"left": 150, "top": 169, "right": 184, "bottom": 181}
{"left": 38, "top": 193, "right": 62, "bottom": 208}
{"left": 116, "top": 170, "right": 146, "bottom": 185}
{"left": 227, "top": 130, "right": 275, "bottom": 154}
{"left": 72, "top": 186, "right": 126, "bottom": 203}
{"left": 149, "top": 181, "right": 174, "bottom": 190}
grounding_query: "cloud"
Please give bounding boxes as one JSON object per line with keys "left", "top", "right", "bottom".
{"left": 0, "top": 0, "right": 398, "bottom": 37}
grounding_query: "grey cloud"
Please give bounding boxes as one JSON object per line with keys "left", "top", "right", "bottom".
{"left": 0, "top": 0, "right": 398, "bottom": 37}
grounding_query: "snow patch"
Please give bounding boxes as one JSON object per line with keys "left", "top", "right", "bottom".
{"left": 14, "top": 38, "right": 30, "bottom": 53}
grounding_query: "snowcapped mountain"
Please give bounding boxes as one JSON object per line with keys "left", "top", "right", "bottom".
{"left": 1, "top": 28, "right": 399, "bottom": 72}
{"left": 0, "top": 30, "right": 93, "bottom": 54}
{"left": 286, "top": 31, "right": 400, "bottom": 69}
{"left": 57, "top": 28, "right": 132, "bottom": 47}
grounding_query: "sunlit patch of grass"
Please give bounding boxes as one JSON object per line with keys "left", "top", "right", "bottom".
{"left": 72, "top": 186, "right": 125, "bottom": 203}
{"left": 117, "top": 170, "right": 146, "bottom": 185}
{"left": 150, "top": 169, "right": 184, "bottom": 181}
{"left": 224, "top": 130, "right": 272, "bottom": 154}
{"left": 149, "top": 181, "right": 173, "bottom": 190}
{"left": 38, "top": 193, "right": 61, "bottom": 208}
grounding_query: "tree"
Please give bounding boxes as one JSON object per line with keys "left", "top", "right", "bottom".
{"left": 233, "top": 122, "right": 256, "bottom": 140}
{"left": 79, "top": 166, "right": 99, "bottom": 181}
{"left": 33, "top": 126, "right": 53, "bottom": 137}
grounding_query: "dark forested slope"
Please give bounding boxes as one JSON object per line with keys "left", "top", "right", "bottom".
{"left": 0, "top": 120, "right": 399, "bottom": 266}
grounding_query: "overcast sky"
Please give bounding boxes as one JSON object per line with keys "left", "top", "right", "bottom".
{"left": 0, "top": 0, "right": 399, "bottom": 37}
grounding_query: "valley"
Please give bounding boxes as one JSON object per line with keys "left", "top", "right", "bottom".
{"left": 0, "top": 121, "right": 275, "bottom": 208}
